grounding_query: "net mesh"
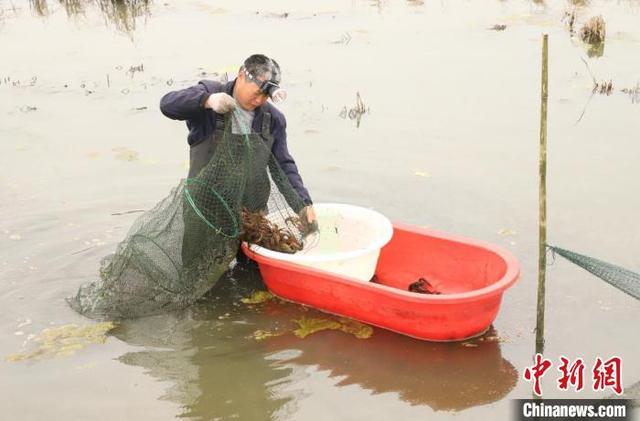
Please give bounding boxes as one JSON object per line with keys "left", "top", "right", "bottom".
{"left": 548, "top": 245, "right": 640, "bottom": 301}
{"left": 68, "top": 111, "right": 308, "bottom": 319}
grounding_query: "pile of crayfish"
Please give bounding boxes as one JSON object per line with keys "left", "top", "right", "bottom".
{"left": 239, "top": 207, "right": 304, "bottom": 254}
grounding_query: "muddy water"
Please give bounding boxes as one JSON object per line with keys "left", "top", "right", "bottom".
{"left": 1, "top": 0, "right": 639, "bottom": 419}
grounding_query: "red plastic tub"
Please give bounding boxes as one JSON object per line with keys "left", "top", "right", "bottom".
{"left": 241, "top": 223, "right": 520, "bottom": 341}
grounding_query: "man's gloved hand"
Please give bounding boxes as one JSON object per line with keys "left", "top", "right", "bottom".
{"left": 205, "top": 93, "right": 236, "bottom": 114}
{"left": 299, "top": 206, "right": 318, "bottom": 237}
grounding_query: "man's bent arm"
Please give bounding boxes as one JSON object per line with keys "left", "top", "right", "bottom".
{"left": 160, "top": 82, "right": 212, "bottom": 121}
{"left": 271, "top": 115, "right": 313, "bottom": 207}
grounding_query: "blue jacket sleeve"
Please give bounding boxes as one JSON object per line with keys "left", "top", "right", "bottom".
{"left": 159, "top": 82, "right": 211, "bottom": 121}
{"left": 271, "top": 114, "right": 313, "bottom": 206}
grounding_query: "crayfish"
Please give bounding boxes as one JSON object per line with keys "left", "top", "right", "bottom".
{"left": 239, "top": 207, "right": 304, "bottom": 254}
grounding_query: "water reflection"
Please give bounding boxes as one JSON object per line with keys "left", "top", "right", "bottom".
{"left": 587, "top": 41, "right": 605, "bottom": 58}
{"left": 113, "top": 264, "right": 517, "bottom": 419}
{"left": 115, "top": 313, "right": 292, "bottom": 420}
{"left": 29, "top": 0, "right": 49, "bottom": 16}
{"left": 28, "top": 0, "right": 150, "bottom": 34}
{"left": 268, "top": 326, "right": 518, "bottom": 411}
{"left": 113, "top": 266, "right": 295, "bottom": 420}
{"left": 60, "top": 0, "right": 86, "bottom": 17}
{"left": 96, "top": 0, "right": 149, "bottom": 33}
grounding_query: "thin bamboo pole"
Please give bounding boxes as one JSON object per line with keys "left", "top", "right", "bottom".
{"left": 536, "top": 34, "right": 549, "bottom": 350}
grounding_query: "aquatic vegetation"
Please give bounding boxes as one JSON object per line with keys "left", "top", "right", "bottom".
{"left": 293, "top": 317, "right": 342, "bottom": 338}
{"left": 5, "top": 322, "right": 116, "bottom": 362}
{"left": 580, "top": 15, "right": 606, "bottom": 44}
{"left": 579, "top": 57, "right": 613, "bottom": 96}
{"left": 126, "top": 63, "right": 144, "bottom": 78}
{"left": 339, "top": 92, "right": 368, "bottom": 128}
{"left": 242, "top": 297, "right": 373, "bottom": 340}
{"left": 564, "top": 11, "right": 605, "bottom": 56}
{"left": 488, "top": 24, "right": 507, "bottom": 31}
{"left": 562, "top": 9, "right": 576, "bottom": 35}
{"left": 240, "top": 291, "right": 275, "bottom": 305}
{"left": 252, "top": 329, "right": 284, "bottom": 341}
{"left": 593, "top": 80, "right": 613, "bottom": 96}
{"left": 292, "top": 316, "right": 373, "bottom": 339}
{"left": 621, "top": 83, "right": 640, "bottom": 104}
{"left": 337, "top": 318, "right": 373, "bottom": 339}
{"left": 28, "top": 0, "right": 150, "bottom": 36}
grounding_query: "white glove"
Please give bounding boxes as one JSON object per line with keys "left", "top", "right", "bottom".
{"left": 205, "top": 93, "right": 236, "bottom": 114}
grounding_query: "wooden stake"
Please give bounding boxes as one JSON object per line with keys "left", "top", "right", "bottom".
{"left": 536, "top": 34, "right": 549, "bottom": 349}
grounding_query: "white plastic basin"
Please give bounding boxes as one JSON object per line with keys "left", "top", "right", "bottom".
{"left": 248, "top": 203, "right": 393, "bottom": 282}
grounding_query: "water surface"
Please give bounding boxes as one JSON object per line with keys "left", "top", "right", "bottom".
{"left": 1, "top": 0, "right": 639, "bottom": 419}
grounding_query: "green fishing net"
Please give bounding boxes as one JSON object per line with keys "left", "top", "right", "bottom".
{"left": 68, "top": 112, "right": 307, "bottom": 319}
{"left": 548, "top": 245, "right": 640, "bottom": 301}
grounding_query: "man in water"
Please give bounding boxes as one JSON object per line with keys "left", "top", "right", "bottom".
{"left": 160, "top": 54, "right": 316, "bottom": 258}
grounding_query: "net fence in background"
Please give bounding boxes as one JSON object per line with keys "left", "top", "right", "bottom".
{"left": 548, "top": 245, "right": 640, "bottom": 301}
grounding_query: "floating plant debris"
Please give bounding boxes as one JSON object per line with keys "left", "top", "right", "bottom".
{"left": 337, "top": 317, "right": 373, "bottom": 339}
{"left": 5, "top": 322, "right": 116, "bottom": 362}
{"left": 252, "top": 329, "right": 284, "bottom": 341}
{"left": 293, "top": 317, "right": 342, "bottom": 338}
{"left": 292, "top": 316, "right": 373, "bottom": 339}
{"left": 488, "top": 24, "right": 507, "bottom": 31}
{"left": 241, "top": 291, "right": 275, "bottom": 304}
